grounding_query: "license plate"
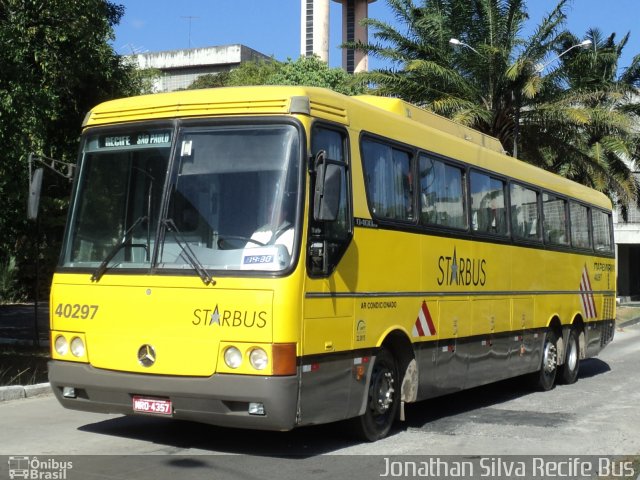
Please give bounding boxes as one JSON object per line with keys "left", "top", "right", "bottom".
{"left": 132, "top": 396, "right": 172, "bottom": 416}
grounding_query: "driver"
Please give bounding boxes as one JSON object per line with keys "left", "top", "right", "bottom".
{"left": 246, "top": 193, "right": 295, "bottom": 255}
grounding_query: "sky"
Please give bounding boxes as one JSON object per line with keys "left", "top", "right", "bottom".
{"left": 112, "top": 0, "right": 640, "bottom": 72}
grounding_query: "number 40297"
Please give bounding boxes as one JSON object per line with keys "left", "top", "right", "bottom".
{"left": 54, "top": 303, "right": 99, "bottom": 320}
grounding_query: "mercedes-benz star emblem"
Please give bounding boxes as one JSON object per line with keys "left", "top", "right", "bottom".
{"left": 137, "top": 344, "right": 156, "bottom": 367}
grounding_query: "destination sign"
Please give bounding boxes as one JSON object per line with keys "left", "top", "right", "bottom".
{"left": 98, "top": 130, "right": 172, "bottom": 149}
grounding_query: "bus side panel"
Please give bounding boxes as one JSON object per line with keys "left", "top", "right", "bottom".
{"left": 433, "top": 300, "right": 471, "bottom": 393}
{"left": 466, "top": 298, "right": 514, "bottom": 388}
{"left": 299, "top": 282, "right": 355, "bottom": 425}
{"left": 510, "top": 297, "right": 539, "bottom": 375}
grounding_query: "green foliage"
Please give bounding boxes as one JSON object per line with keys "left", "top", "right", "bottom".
{"left": 0, "top": 0, "right": 147, "bottom": 300}
{"left": 266, "top": 56, "right": 367, "bottom": 95}
{"left": 186, "top": 56, "right": 367, "bottom": 95}
{"left": 228, "top": 58, "right": 282, "bottom": 86}
{"left": 186, "top": 72, "right": 232, "bottom": 89}
{"left": 349, "top": 0, "right": 640, "bottom": 207}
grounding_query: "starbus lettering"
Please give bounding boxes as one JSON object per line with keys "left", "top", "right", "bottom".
{"left": 437, "top": 247, "right": 487, "bottom": 287}
{"left": 192, "top": 305, "right": 267, "bottom": 328}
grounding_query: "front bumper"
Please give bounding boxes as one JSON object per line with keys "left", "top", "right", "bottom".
{"left": 48, "top": 360, "right": 299, "bottom": 431}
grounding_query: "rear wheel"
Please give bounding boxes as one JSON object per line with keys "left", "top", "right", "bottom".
{"left": 350, "top": 348, "right": 399, "bottom": 441}
{"left": 534, "top": 329, "right": 558, "bottom": 391}
{"left": 559, "top": 328, "right": 580, "bottom": 384}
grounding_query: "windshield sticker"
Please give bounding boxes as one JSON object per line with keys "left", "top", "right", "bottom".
{"left": 181, "top": 140, "right": 193, "bottom": 156}
{"left": 241, "top": 247, "right": 287, "bottom": 271}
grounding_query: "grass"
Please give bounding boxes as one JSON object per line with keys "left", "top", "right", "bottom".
{"left": 0, "top": 345, "right": 49, "bottom": 386}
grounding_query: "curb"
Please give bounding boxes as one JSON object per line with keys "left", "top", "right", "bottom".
{"left": 0, "top": 382, "right": 51, "bottom": 402}
{"left": 619, "top": 317, "right": 640, "bottom": 328}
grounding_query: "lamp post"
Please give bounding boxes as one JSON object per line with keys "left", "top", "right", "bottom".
{"left": 512, "top": 39, "right": 592, "bottom": 158}
{"left": 450, "top": 37, "right": 593, "bottom": 158}
{"left": 449, "top": 38, "right": 483, "bottom": 58}
{"left": 535, "top": 39, "right": 592, "bottom": 73}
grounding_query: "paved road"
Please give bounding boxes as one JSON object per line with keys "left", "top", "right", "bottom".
{"left": 1, "top": 323, "right": 639, "bottom": 479}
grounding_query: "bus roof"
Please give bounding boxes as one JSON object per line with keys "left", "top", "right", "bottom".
{"left": 84, "top": 85, "right": 612, "bottom": 210}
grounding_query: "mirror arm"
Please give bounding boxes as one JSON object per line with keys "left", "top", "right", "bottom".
{"left": 28, "top": 153, "right": 75, "bottom": 182}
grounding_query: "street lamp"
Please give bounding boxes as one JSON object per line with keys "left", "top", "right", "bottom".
{"left": 535, "top": 39, "right": 592, "bottom": 73}
{"left": 449, "top": 38, "right": 484, "bottom": 58}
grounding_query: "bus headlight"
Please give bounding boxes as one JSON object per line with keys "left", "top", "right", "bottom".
{"left": 224, "top": 346, "right": 242, "bottom": 369}
{"left": 70, "top": 337, "right": 85, "bottom": 357}
{"left": 249, "top": 348, "right": 268, "bottom": 370}
{"left": 54, "top": 335, "right": 68, "bottom": 356}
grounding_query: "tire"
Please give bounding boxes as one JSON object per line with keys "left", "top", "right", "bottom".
{"left": 350, "top": 348, "right": 399, "bottom": 442}
{"left": 533, "top": 329, "right": 558, "bottom": 391}
{"left": 558, "top": 328, "right": 580, "bottom": 384}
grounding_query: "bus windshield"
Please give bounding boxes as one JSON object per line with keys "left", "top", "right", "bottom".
{"left": 61, "top": 123, "right": 301, "bottom": 275}
{"left": 61, "top": 127, "right": 172, "bottom": 270}
{"left": 159, "top": 124, "right": 300, "bottom": 273}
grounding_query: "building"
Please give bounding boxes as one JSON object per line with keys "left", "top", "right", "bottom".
{"left": 300, "top": 0, "right": 377, "bottom": 73}
{"left": 615, "top": 175, "right": 640, "bottom": 302}
{"left": 130, "top": 44, "right": 270, "bottom": 92}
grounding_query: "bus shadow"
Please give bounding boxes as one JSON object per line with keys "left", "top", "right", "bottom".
{"left": 78, "top": 415, "right": 360, "bottom": 457}
{"left": 577, "top": 357, "right": 611, "bottom": 379}
{"left": 78, "top": 358, "right": 611, "bottom": 456}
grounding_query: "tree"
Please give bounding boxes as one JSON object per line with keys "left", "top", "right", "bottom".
{"left": 265, "top": 56, "right": 366, "bottom": 95}
{"left": 520, "top": 29, "right": 640, "bottom": 207}
{"left": 185, "top": 58, "right": 281, "bottom": 89}
{"left": 186, "top": 56, "right": 367, "bottom": 95}
{"left": 0, "top": 0, "right": 146, "bottom": 300}
{"left": 347, "top": 0, "right": 640, "bottom": 205}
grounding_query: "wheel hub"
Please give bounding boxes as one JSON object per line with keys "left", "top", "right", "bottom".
{"left": 567, "top": 339, "right": 578, "bottom": 370}
{"left": 372, "top": 371, "right": 395, "bottom": 415}
{"left": 543, "top": 341, "right": 557, "bottom": 373}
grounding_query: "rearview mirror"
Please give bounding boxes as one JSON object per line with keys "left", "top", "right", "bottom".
{"left": 313, "top": 150, "right": 342, "bottom": 222}
{"left": 28, "top": 167, "right": 43, "bottom": 220}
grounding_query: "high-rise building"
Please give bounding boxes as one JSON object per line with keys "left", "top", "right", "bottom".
{"left": 300, "top": 0, "right": 330, "bottom": 63}
{"left": 300, "top": 0, "right": 377, "bottom": 73}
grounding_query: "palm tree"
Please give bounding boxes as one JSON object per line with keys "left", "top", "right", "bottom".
{"left": 520, "top": 29, "right": 640, "bottom": 207}
{"left": 349, "top": 0, "right": 640, "bottom": 206}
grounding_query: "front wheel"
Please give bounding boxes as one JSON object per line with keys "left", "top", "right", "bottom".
{"left": 350, "top": 348, "right": 399, "bottom": 442}
{"left": 533, "top": 329, "right": 558, "bottom": 391}
{"left": 558, "top": 328, "right": 580, "bottom": 384}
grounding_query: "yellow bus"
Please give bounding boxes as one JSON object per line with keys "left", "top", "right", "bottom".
{"left": 47, "top": 86, "right": 615, "bottom": 441}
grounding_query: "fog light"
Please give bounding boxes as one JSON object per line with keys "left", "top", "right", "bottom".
{"left": 70, "top": 337, "right": 85, "bottom": 357}
{"left": 62, "top": 387, "right": 76, "bottom": 398}
{"left": 54, "top": 335, "right": 68, "bottom": 356}
{"left": 248, "top": 402, "right": 265, "bottom": 415}
{"left": 249, "top": 348, "right": 268, "bottom": 370}
{"left": 224, "top": 346, "right": 242, "bottom": 369}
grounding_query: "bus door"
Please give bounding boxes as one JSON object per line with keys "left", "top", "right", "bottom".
{"left": 300, "top": 125, "right": 357, "bottom": 425}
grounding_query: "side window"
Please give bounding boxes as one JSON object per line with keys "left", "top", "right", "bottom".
{"left": 593, "top": 209, "right": 613, "bottom": 252}
{"left": 361, "top": 138, "right": 414, "bottom": 222}
{"left": 543, "top": 193, "right": 569, "bottom": 246}
{"left": 470, "top": 170, "right": 507, "bottom": 236}
{"left": 510, "top": 183, "right": 541, "bottom": 241}
{"left": 570, "top": 202, "right": 591, "bottom": 249}
{"left": 309, "top": 126, "right": 351, "bottom": 275}
{"left": 312, "top": 127, "right": 349, "bottom": 240}
{"left": 419, "top": 154, "right": 467, "bottom": 229}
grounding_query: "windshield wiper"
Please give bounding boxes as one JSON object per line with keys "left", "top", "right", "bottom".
{"left": 163, "top": 218, "right": 215, "bottom": 286}
{"left": 91, "top": 215, "right": 148, "bottom": 282}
